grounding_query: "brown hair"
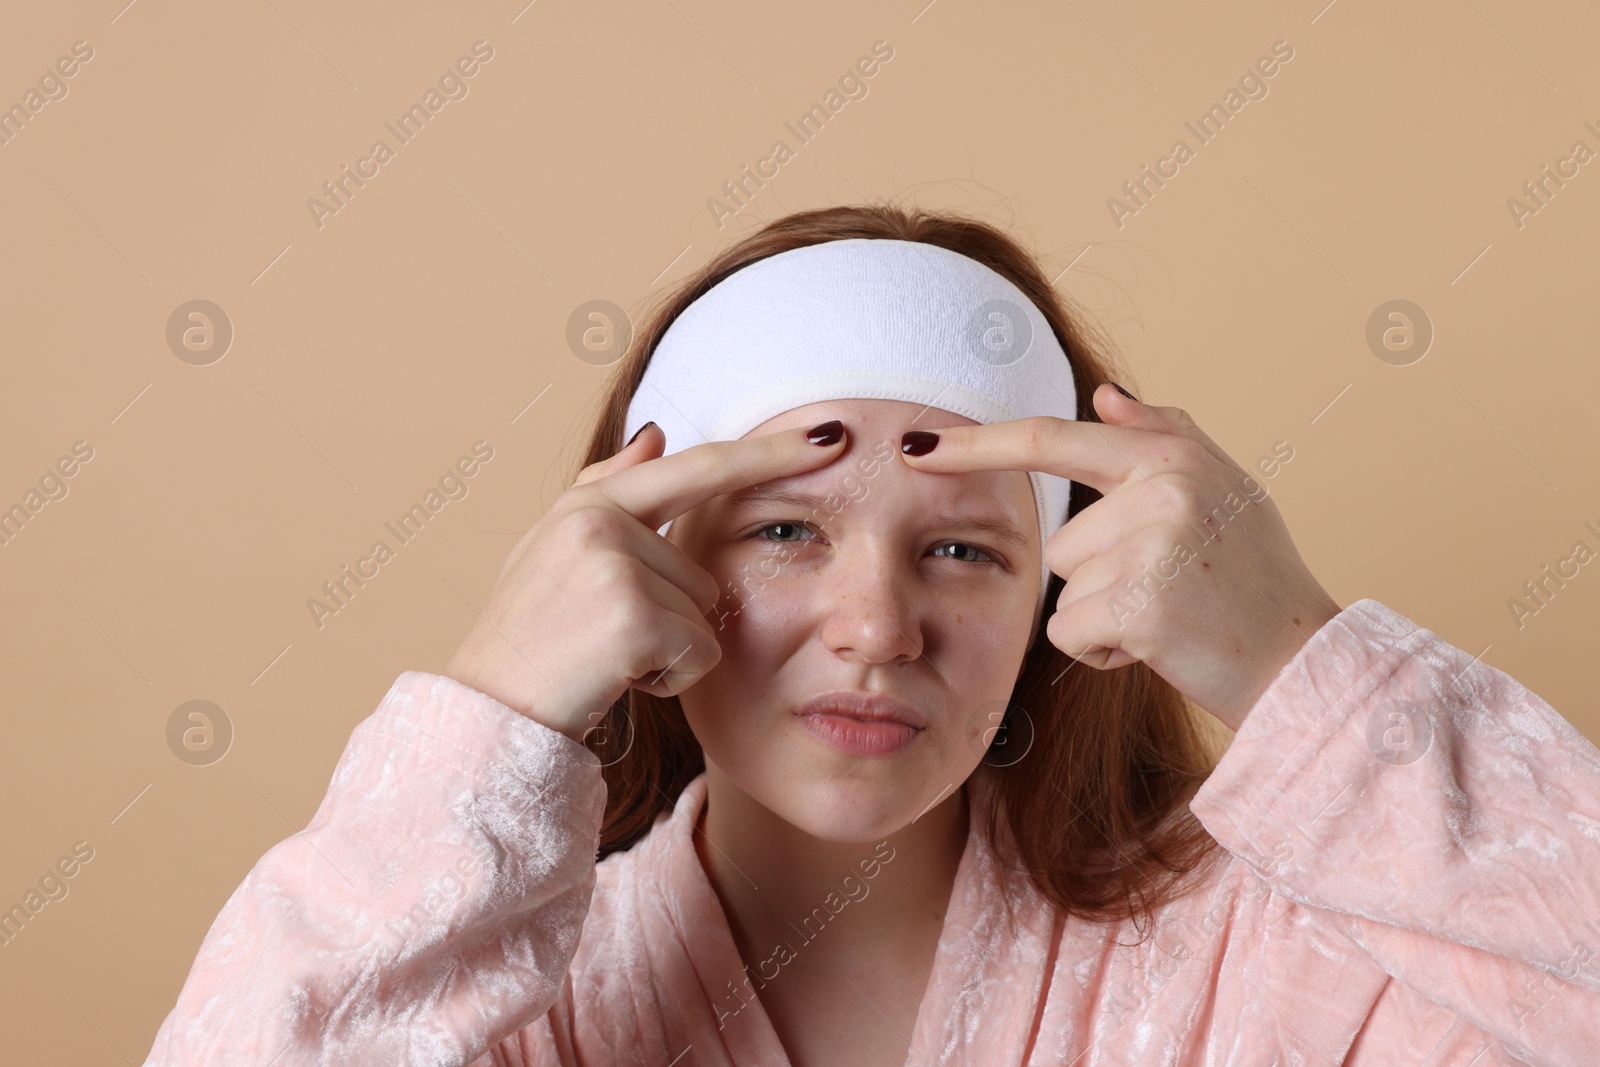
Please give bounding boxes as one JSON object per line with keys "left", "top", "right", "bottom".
{"left": 574, "top": 203, "right": 1225, "bottom": 935}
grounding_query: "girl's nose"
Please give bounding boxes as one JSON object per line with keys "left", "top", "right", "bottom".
{"left": 816, "top": 549, "right": 924, "bottom": 665}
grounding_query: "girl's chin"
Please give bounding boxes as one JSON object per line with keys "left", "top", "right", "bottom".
{"left": 765, "top": 772, "right": 944, "bottom": 843}
{"left": 781, "top": 807, "right": 911, "bottom": 845}
{"left": 699, "top": 734, "right": 973, "bottom": 841}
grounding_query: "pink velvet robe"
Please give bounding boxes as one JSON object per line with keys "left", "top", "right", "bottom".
{"left": 140, "top": 599, "right": 1600, "bottom": 1065}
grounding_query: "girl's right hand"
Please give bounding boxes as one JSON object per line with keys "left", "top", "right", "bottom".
{"left": 443, "top": 419, "right": 849, "bottom": 743}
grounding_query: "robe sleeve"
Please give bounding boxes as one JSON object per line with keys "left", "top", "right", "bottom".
{"left": 139, "top": 670, "right": 607, "bottom": 1067}
{"left": 1189, "top": 597, "right": 1600, "bottom": 1067}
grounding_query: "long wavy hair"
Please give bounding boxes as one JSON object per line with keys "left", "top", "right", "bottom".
{"left": 572, "top": 203, "right": 1226, "bottom": 936}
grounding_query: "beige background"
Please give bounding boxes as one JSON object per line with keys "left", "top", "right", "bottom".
{"left": 3, "top": 0, "right": 1598, "bottom": 1059}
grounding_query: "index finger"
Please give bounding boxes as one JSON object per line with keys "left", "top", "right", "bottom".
{"left": 595, "top": 421, "right": 849, "bottom": 531}
{"left": 898, "top": 416, "right": 1152, "bottom": 496}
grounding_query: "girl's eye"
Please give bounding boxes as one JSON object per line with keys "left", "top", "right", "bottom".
{"left": 751, "top": 522, "right": 997, "bottom": 565}
{"left": 755, "top": 521, "right": 816, "bottom": 544}
{"left": 931, "top": 541, "right": 996, "bottom": 565}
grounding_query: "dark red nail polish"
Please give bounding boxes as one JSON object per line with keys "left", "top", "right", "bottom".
{"left": 1110, "top": 382, "right": 1139, "bottom": 402}
{"left": 626, "top": 421, "right": 656, "bottom": 447}
{"left": 901, "top": 431, "right": 939, "bottom": 456}
{"left": 806, "top": 420, "right": 844, "bottom": 446}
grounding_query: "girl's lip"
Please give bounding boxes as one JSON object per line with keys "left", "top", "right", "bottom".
{"left": 794, "top": 690, "right": 928, "bottom": 729}
{"left": 796, "top": 712, "right": 921, "bottom": 757}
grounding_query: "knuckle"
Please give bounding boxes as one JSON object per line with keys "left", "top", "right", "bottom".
{"left": 1149, "top": 476, "right": 1197, "bottom": 517}
{"left": 1041, "top": 541, "right": 1072, "bottom": 583}
{"left": 1044, "top": 611, "right": 1083, "bottom": 655}
{"left": 1133, "top": 526, "right": 1178, "bottom": 566}
{"left": 611, "top": 595, "right": 656, "bottom": 649}
{"left": 593, "top": 553, "right": 639, "bottom": 596}
{"left": 563, "top": 504, "right": 621, "bottom": 546}
{"left": 667, "top": 444, "right": 719, "bottom": 502}
{"left": 751, "top": 432, "right": 791, "bottom": 475}
{"left": 1081, "top": 551, "right": 1119, "bottom": 590}
{"left": 1021, "top": 417, "right": 1052, "bottom": 456}
{"left": 553, "top": 483, "right": 603, "bottom": 519}
{"left": 620, "top": 643, "right": 657, "bottom": 686}
{"left": 697, "top": 439, "right": 740, "bottom": 481}
{"left": 581, "top": 562, "right": 633, "bottom": 627}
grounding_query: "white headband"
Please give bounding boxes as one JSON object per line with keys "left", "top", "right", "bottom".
{"left": 622, "top": 237, "right": 1079, "bottom": 633}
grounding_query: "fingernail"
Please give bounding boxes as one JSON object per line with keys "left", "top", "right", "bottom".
{"left": 1110, "top": 382, "right": 1139, "bottom": 402}
{"left": 626, "top": 421, "right": 656, "bottom": 447}
{"left": 806, "top": 419, "right": 844, "bottom": 446}
{"left": 901, "top": 430, "right": 939, "bottom": 456}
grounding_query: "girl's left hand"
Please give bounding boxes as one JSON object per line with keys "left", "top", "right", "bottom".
{"left": 899, "top": 382, "right": 1343, "bottom": 732}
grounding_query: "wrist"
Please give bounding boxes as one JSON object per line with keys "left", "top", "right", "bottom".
{"left": 1225, "top": 591, "right": 1343, "bottom": 732}
{"left": 442, "top": 652, "right": 589, "bottom": 745}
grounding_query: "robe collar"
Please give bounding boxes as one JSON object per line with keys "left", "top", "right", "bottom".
{"left": 641, "top": 772, "right": 1058, "bottom": 1066}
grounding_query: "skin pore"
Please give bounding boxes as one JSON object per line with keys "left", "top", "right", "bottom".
{"left": 664, "top": 398, "right": 1044, "bottom": 1067}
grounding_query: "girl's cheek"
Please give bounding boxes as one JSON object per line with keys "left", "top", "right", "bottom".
{"left": 726, "top": 591, "right": 812, "bottom": 657}
{"left": 711, "top": 547, "right": 817, "bottom": 630}
{"left": 705, "top": 575, "right": 810, "bottom": 673}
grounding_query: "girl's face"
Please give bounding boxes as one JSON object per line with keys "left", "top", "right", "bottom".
{"left": 667, "top": 398, "right": 1044, "bottom": 844}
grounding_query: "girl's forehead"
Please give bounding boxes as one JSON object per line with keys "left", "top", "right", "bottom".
{"left": 741, "top": 397, "right": 980, "bottom": 437}
{"left": 726, "top": 399, "right": 1035, "bottom": 515}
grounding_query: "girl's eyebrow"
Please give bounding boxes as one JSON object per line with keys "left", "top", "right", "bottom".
{"left": 722, "top": 486, "right": 828, "bottom": 514}
{"left": 928, "top": 512, "right": 1032, "bottom": 550}
{"left": 722, "top": 487, "right": 1032, "bottom": 549}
